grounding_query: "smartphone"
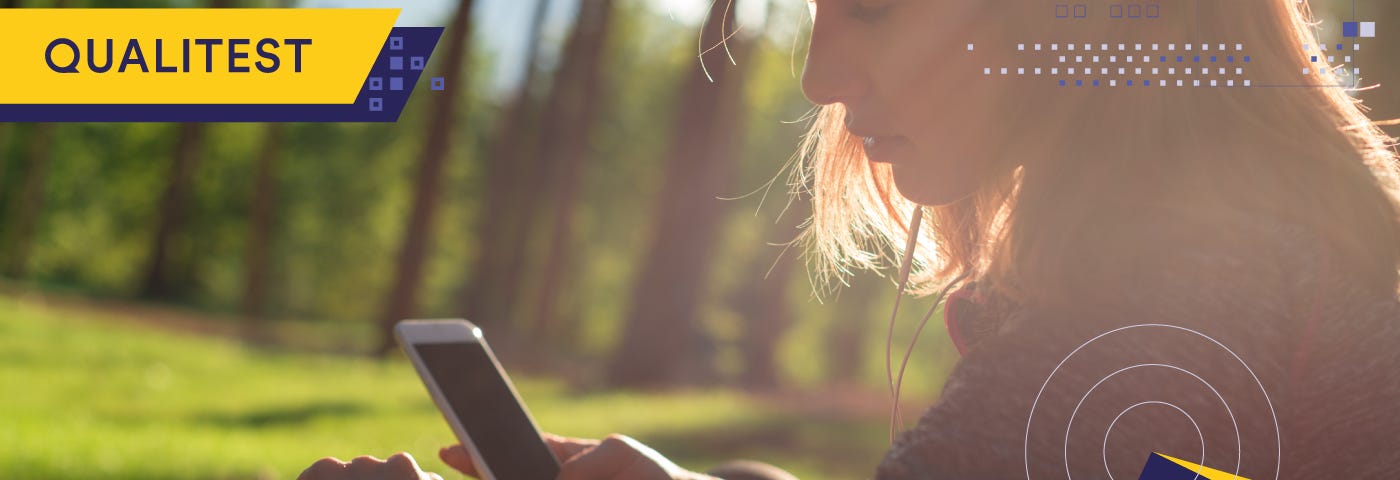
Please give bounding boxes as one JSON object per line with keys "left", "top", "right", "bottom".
{"left": 395, "top": 319, "right": 560, "bottom": 480}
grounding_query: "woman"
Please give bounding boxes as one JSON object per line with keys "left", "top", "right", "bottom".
{"left": 302, "top": 0, "right": 1400, "bottom": 478}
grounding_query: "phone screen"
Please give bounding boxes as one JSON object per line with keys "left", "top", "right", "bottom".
{"left": 417, "top": 342, "right": 560, "bottom": 480}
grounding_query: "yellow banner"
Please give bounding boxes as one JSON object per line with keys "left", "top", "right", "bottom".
{"left": 0, "top": 8, "right": 400, "bottom": 104}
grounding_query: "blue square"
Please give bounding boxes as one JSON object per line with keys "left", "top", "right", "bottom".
{"left": 390, "top": 77, "right": 404, "bottom": 91}
{"left": 1160, "top": 56, "right": 1167, "bottom": 62}
{"left": 1311, "top": 55, "right": 1318, "bottom": 62}
{"left": 431, "top": 77, "right": 445, "bottom": 91}
{"left": 1343, "top": 21, "right": 1360, "bottom": 38}
{"left": 1227, "top": 55, "right": 1234, "bottom": 62}
{"left": 1243, "top": 56, "right": 1250, "bottom": 62}
{"left": 1337, "top": 44, "right": 1344, "bottom": 50}
{"left": 1076, "top": 80, "right": 1083, "bottom": 86}
{"left": 369, "top": 97, "right": 383, "bottom": 112}
{"left": 1092, "top": 79, "right": 1099, "bottom": 86}
{"left": 1210, "top": 56, "right": 1217, "bottom": 62}
{"left": 411, "top": 57, "right": 425, "bottom": 70}
{"left": 1055, "top": 4, "right": 1069, "bottom": 17}
{"left": 390, "top": 57, "right": 404, "bottom": 70}
{"left": 390, "top": 36, "right": 404, "bottom": 50}
{"left": 1177, "top": 56, "right": 1183, "bottom": 62}
{"left": 368, "top": 77, "right": 382, "bottom": 91}
{"left": 1073, "top": 4, "right": 1086, "bottom": 18}
{"left": 1109, "top": 5, "right": 1122, "bottom": 17}
{"left": 1127, "top": 80, "right": 1133, "bottom": 86}
{"left": 1193, "top": 56, "right": 1200, "bottom": 62}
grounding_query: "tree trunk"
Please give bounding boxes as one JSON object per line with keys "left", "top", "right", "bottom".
{"left": 138, "top": 0, "right": 231, "bottom": 299}
{"left": 2, "top": 123, "right": 55, "bottom": 278}
{"left": 241, "top": 123, "right": 284, "bottom": 343}
{"left": 529, "top": 0, "right": 615, "bottom": 343}
{"left": 605, "top": 0, "right": 753, "bottom": 388}
{"left": 458, "top": 0, "right": 552, "bottom": 330}
{"left": 731, "top": 204, "right": 807, "bottom": 391}
{"left": 375, "top": 0, "right": 476, "bottom": 356}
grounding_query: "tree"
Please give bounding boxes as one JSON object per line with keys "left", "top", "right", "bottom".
{"left": 457, "top": 0, "right": 553, "bottom": 331}
{"left": 139, "top": 0, "right": 234, "bottom": 300}
{"left": 606, "top": 0, "right": 755, "bottom": 387}
{"left": 730, "top": 202, "right": 807, "bottom": 390}
{"left": 375, "top": 0, "right": 477, "bottom": 356}
{"left": 240, "top": 123, "right": 284, "bottom": 342}
{"left": 528, "top": 0, "right": 617, "bottom": 341}
{"left": 1, "top": 123, "right": 56, "bottom": 278}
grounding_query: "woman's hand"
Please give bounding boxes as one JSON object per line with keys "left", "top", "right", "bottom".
{"left": 298, "top": 452, "right": 443, "bottom": 480}
{"left": 440, "top": 432, "right": 714, "bottom": 480}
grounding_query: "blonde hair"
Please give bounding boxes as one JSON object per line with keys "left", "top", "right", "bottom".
{"left": 792, "top": 1, "right": 1400, "bottom": 304}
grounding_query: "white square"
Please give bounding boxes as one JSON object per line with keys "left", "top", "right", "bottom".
{"left": 1354, "top": 44, "right": 1361, "bottom": 51}
{"left": 1345, "top": 56, "right": 1351, "bottom": 62}
{"left": 1068, "top": 44, "right": 1075, "bottom": 51}
{"left": 1077, "top": 56, "right": 1083, "bottom": 62}
{"left": 1110, "top": 56, "right": 1117, "bottom": 62}
{"left": 1218, "top": 44, "right": 1225, "bottom": 51}
{"left": 1118, "top": 68, "right": 1125, "bottom": 74}
{"left": 1320, "top": 43, "right": 1327, "bottom": 51}
{"left": 1185, "top": 43, "right": 1192, "bottom": 51}
{"left": 1186, "top": 68, "right": 1193, "bottom": 74}
{"left": 1152, "top": 44, "right": 1160, "bottom": 51}
{"left": 1101, "top": 43, "right": 1109, "bottom": 51}
{"left": 1052, "top": 44, "right": 1059, "bottom": 51}
{"left": 1127, "top": 56, "right": 1134, "bottom": 63}
{"left": 1244, "top": 80, "right": 1251, "bottom": 86}
{"left": 1119, "top": 43, "right": 1125, "bottom": 51}
{"left": 1329, "top": 56, "right": 1335, "bottom": 62}
{"left": 1069, "top": 67, "right": 1076, "bottom": 74}
{"left": 1200, "top": 44, "right": 1209, "bottom": 51}
{"left": 1018, "top": 44, "right": 1025, "bottom": 51}
{"left": 1060, "top": 55, "right": 1067, "bottom": 62}
{"left": 1177, "top": 79, "right": 1184, "bottom": 86}
{"left": 1228, "top": 80, "right": 1235, "bottom": 86}
{"left": 1160, "top": 80, "right": 1167, "bottom": 86}
{"left": 1084, "top": 43, "right": 1091, "bottom": 50}
{"left": 1035, "top": 67, "right": 1042, "bottom": 74}
{"left": 984, "top": 67, "right": 991, "bottom": 75}
{"left": 1001, "top": 68, "right": 1007, "bottom": 74}
{"left": 1211, "top": 80, "right": 1217, "bottom": 86}
{"left": 1135, "top": 44, "right": 1143, "bottom": 51}
{"left": 1136, "top": 68, "right": 1142, "bottom": 74}
{"left": 1035, "top": 44, "right": 1042, "bottom": 51}
{"left": 1361, "top": 22, "right": 1376, "bottom": 38}
{"left": 1101, "top": 68, "right": 1108, "bottom": 74}
{"left": 1304, "top": 44, "right": 1311, "bottom": 50}
{"left": 1354, "top": 67, "right": 1361, "bottom": 74}
{"left": 1168, "top": 43, "right": 1176, "bottom": 51}
{"left": 1218, "top": 68, "right": 1225, "bottom": 74}
{"left": 1110, "top": 80, "right": 1117, "bottom": 86}
{"left": 1236, "top": 67, "right": 1243, "bottom": 74}
{"left": 1235, "top": 43, "right": 1243, "bottom": 50}
{"left": 968, "top": 44, "right": 975, "bottom": 51}
{"left": 1169, "top": 68, "right": 1175, "bottom": 74}
{"left": 1018, "top": 67, "right": 1025, "bottom": 74}
{"left": 1052, "top": 67, "right": 1059, "bottom": 74}
{"left": 1093, "top": 56, "right": 1099, "bottom": 62}
{"left": 1303, "top": 68, "right": 1311, "bottom": 74}
{"left": 1153, "top": 68, "right": 1160, "bottom": 74}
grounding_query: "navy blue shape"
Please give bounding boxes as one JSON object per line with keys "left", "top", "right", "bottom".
{"left": 1137, "top": 453, "right": 1201, "bottom": 480}
{"left": 1160, "top": 56, "right": 1167, "bottom": 62}
{"left": 1076, "top": 79, "right": 1083, "bottom": 86}
{"left": 1146, "top": 3, "right": 1159, "bottom": 17}
{"left": 1059, "top": 79, "right": 1066, "bottom": 86}
{"left": 1193, "top": 56, "right": 1200, "bottom": 62}
{"left": 1073, "top": 4, "right": 1087, "bottom": 17}
{"left": 368, "top": 77, "right": 383, "bottom": 91}
{"left": 369, "top": 97, "right": 383, "bottom": 112}
{"left": 390, "top": 36, "right": 404, "bottom": 50}
{"left": 431, "top": 77, "right": 445, "bottom": 91}
{"left": 390, "top": 77, "right": 404, "bottom": 91}
{"left": 390, "top": 56, "right": 404, "bottom": 70}
{"left": 1055, "top": 4, "right": 1069, "bottom": 18}
{"left": 1210, "top": 56, "right": 1217, "bottom": 62}
{"left": 1127, "top": 80, "right": 1133, "bottom": 86}
{"left": 1243, "top": 56, "right": 1249, "bottom": 62}
{"left": 1343, "top": 21, "right": 1360, "bottom": 37}
{"left": 1110, "top": 4, "right": 1122, "bottom": 17}
{"left": 1227, "top": 55, "right": 1234, "bottom": 62}
{"left": 1092, "top": 79, "right": 1099, "bottom": 86}
{"left": 1311, "top": 55, "right": 1318, "bottom": 62}
{"left": 1177, "top": 56, "right": 1183, "bottom": 62}
{"left": 1337, "top": 43, "right": 1344, "bottom": 50}
{"left": 411, "top": 56, "right": 425, "bottom": 70}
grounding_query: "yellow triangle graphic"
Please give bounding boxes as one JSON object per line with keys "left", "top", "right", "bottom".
{"left": 1154, "top": 453, "right": 1252, "bottom": 480}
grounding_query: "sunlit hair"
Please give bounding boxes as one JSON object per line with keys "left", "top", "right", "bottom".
{"left": 791, "top": 1, "right": 1400, "bottom": 303}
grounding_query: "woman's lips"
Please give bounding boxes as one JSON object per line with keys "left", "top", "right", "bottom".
{"left": 860, "top": 135, "right": 908, "bottom": 164}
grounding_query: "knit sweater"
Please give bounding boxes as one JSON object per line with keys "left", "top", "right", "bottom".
{"left": 875, "top": 213, "right": 1400, "bottom": 479}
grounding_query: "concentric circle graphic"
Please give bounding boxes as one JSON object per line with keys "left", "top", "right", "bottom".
{"left": 1021, "top": 323, "right": 1281, "bottom": 480}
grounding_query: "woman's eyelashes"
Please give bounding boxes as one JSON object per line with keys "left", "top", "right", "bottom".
{"left": 847, "top": 0, "right": 897, "bottom": 23}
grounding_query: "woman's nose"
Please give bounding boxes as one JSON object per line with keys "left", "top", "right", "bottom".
{"left": 801, "top": 12, "right": 870, "bottom": 106}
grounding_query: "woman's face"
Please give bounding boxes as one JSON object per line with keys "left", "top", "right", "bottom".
{"left": 802, "top": 0, "right": 1029, "bottom": 205}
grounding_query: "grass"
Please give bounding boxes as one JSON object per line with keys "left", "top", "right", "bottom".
{"left": 0, "top": 295, "right": 895, "bottom": 479}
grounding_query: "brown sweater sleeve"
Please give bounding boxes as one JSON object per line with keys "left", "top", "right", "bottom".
{"left": 875, "top": 220, "right": 1400, "bottom": 479}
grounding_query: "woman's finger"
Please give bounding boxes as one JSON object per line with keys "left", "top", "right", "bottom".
{"left": 556, "top": 435, "right": 642, "bottom": 480}
{"left": 298, "top": 457, "right": 348, "bottom": 480}
{"left": 542, "top": 433, "right": 600, "bottom": 462}
{"left": 382, "top": 452, "right": 430, "bottom": 479}
{"left": 439, "top": 445, "right": 479, "bottom": 478}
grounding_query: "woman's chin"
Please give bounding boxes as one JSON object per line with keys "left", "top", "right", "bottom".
{"left": 892, "top": 164, "right": 978, "bottom": 207}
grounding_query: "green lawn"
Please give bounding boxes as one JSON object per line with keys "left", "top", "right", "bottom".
{"left": 0, "top": 296, "right": 892, "bottom": 479}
